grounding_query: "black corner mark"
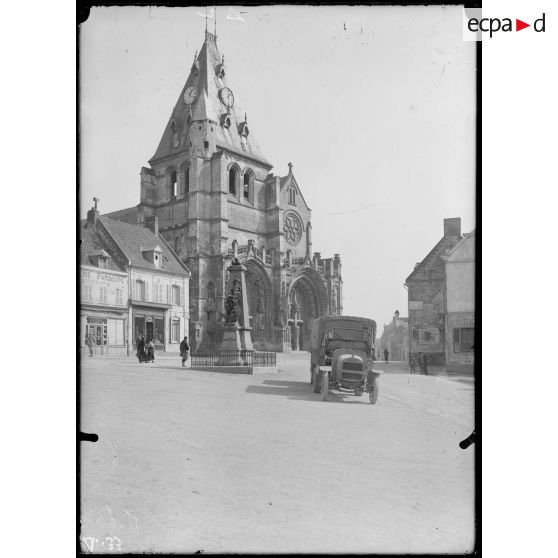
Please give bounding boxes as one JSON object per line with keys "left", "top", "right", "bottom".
{"left": 459, "top": 430, "right": 476, "bottom": 449}
{"left": 78, "top": 6, "right": 90, "bottom": 25}
{"left": 80, "top": 432, "right": 99, "bottom": 443}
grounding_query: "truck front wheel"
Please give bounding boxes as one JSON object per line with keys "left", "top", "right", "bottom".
{"left": 320, "top": 371, "right": 329, "bottom": 401}
{"left": 313, "top": 368, "right": 321, "bottom": 393}
{"left": 369, "top": 380, "right": 379, "bottom": 405}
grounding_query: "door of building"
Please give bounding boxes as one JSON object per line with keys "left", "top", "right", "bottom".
{"left": 146, "top": 321, "right": 154, "bottom": 342}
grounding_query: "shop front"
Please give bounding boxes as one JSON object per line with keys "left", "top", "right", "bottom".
{"left": 132, "top": 302, "right": 171, "bottom": 350}
{"left": 81, "top": 306, "right": 128, "bottom": 357}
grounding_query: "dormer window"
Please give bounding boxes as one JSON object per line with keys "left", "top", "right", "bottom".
{"left": 238, "top": 121, "right": 249, "bottom": 138}
{"left": 220, "top": 113, "right": 232, "bottom": 129}
{"left": 216, "top": 61, "right": 225, "bottom": 80}
{"left": 141, "top": 245, "right": 163, "bottom": 269}
{"left": 88, "top": 249, "right": 110, "bottom": 269}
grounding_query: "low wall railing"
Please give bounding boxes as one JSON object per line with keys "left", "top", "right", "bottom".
{"left": 191, "top": 350, "right": 276, "bottom": 367}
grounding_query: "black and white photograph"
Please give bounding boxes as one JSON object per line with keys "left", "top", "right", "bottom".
{"left": 78, "top": 4, "right": 477, "bottom": 554}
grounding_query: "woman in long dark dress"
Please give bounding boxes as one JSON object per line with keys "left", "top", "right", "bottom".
{"left": 137, "top": 335, "right": 146, "bottom": 363}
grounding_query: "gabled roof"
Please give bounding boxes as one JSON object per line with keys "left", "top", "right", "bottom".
{"left": 279, "top": 165, "right": 311, "bottom": 212}
{"left": 80, "top": 220, "right": 125, "bottom": 272}
{"left": 104, "top": 205, "right": 139, "bottom": 225}
{"left": 406, "top": 232, "right": 462, "bottom": 283}
{"left": 98, "top": 216, "right": 189, "bottom": 276}
{"left": 445, "top": 230, "right": 475, "bottom": 262}
{"left": 150, "top": 31, "right": 270, "bottom": 167}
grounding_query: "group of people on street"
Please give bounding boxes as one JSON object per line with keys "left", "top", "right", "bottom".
{"left": 134, "top": 335, "right": 190, "bottom": 367}
{"left": 136, "top": 336, "right": 156, "bottom": 363}
{"left": 409, "top": 352, "right": 428, "bottom": 375}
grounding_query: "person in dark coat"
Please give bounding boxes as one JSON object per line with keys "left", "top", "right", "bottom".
{"left": 87, "top": 332, "right": 95, "bottom": 357}
{"left": 137, "top": 335, "right": 146, "bottom": 363}
{"left": 180, "top": 335, "right": 190, "bottom": 367}
{"left": 422, "top": 353, "right": 428, "bottom": 375}
{"left": 146, "top": 340, "right": 155, "bottom": 362}
{"left": 384, "top": 348, "right": 389, "bottom": 363}
{"left": 409, "top": 355, "right": 416, "bottom": 374}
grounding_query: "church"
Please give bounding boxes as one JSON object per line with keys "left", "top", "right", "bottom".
{"left": 106, "top": 29, "right": 343, "bottom": 352}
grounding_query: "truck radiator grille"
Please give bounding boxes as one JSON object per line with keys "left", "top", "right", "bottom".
{"left": 341, "top": 372, "right": 363, "bottom": 381}
{"left": 342, "top": 362, "right": 363, "bottom": 371}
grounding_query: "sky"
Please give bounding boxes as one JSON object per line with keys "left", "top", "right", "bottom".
{"left": 80, "top": 5, "right": 476, "bottom": 330}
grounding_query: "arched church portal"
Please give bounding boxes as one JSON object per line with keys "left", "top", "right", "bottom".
{"left": 244, "top": 260, "right": 273, "bottom": 350}
{"left": 289, "top": 275, "right": 325, "bottom": 351}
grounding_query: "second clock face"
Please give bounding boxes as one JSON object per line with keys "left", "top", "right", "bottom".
{"left": 219, "top": 87, "right": 234, "bottom": 108}
{"left": 183, "top": 86, "right": 197, "bottom": 105}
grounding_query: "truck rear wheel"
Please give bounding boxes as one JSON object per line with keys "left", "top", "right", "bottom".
{"left": 313, "top": 368, "right": 320, "bottom": 393}
{"left": 320, "top": 371, "right": 329, "bottom": 401}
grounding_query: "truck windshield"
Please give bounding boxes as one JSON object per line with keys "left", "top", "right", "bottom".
{"left": 324, "top": 328, "right": 371, "bottom": 354}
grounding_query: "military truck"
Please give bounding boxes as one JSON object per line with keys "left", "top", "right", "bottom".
{"left": 309, "top": 315, "right": 382, "bottom": 404}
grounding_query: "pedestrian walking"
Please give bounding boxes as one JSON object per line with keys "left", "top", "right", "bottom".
{"left": 384, "top": 348, "right": 389, "bottom": 363}
{"left": 409, "top": 355, "right": 416, "bottom": 374}
{"left": 146, "top": 340, "right": 155, "bottom": 362}
{"left": 422, "top": 353, "right": 428, "bottom": 375}
{"left": 137, "top": 335, "right": 146, "bottom": 363}
{"left": 87, "top": 332, "right": 95, "bottom": 357}
{"left": 180, "top": 335, "right": 190, "bottom": 367}
{"left": 418, "top": 352, "right": 424, "bottom": 374}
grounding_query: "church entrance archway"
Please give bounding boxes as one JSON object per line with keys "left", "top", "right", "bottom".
{"left": 245, "top": 259, "right": 273, "bottom": 350}
{"left": 289, "top": 276, "right": 321, "bottom": 351}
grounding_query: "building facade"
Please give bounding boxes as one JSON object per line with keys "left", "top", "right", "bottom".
{"left": 444, "top": 231, "right": 475, "bottom": 373}
{"left": 377, "top": 310, "right": 409, "bottom": 362}
{"left": 405, "top": 218, "right": 463, "bottom": 365}
{"left": 80, "top": 205, "right": 191, "bottom": 356}
{"left": 105, "top": 30, "right": 343, "bottom": 352}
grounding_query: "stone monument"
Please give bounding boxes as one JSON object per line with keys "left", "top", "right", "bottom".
{"left": 220, "top": 258, "right": 253, "bottom": 353}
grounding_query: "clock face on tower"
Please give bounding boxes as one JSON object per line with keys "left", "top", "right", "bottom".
{"left": 219, "top": 87, "right": 234, "bottom": 108}
{"left": 183, "top": 86, "right": 197, "bottom": 105}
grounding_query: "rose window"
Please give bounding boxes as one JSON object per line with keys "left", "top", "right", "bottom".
{"left": 283, "top": 212, "right": 303, "bottom": 245}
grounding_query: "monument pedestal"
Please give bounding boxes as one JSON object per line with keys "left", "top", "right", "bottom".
{"left": 218, "top": 323, "right": 242, "bottom": 365}
{"left": 239, "top": 327, "right": 253, "bottom": 351}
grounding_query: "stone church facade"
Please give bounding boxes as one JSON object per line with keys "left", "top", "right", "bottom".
{"left": 106, "top": 30, "right": 343, "bottom": 352}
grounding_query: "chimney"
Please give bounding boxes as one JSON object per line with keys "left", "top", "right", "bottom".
{"left": 87, "top": 197, "right": 100, "bottom": 226}
{"left": 145, "top": 215, "right": 159, "bottom": 236}
{"left": 443, "top": 217, "right": 461, "bottom": 237}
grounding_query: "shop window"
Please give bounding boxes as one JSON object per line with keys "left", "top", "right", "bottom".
{"left": 453, "top": 327, "right": 475, "bottom": 353}
{"left": 172, "top": 319, "right": 180, "bottom": 343}
{"left": 172, "top": 285, "right": 181, "bottom": 305}
{"left": 107, "top": 319, "right": 124, "bottom": 346}
{"left": 229, "top": 166, "right": 239, "bottom": 196}
{"left": 86, "top": 319, "right": 107, "bottom": 346}
{"left": 136, "top": 280, "right": 146, "bottom": 301}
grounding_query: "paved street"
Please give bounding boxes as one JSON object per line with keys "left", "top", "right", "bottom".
{"left": 80, "top": 352, "right": 475, "bottom": 554}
